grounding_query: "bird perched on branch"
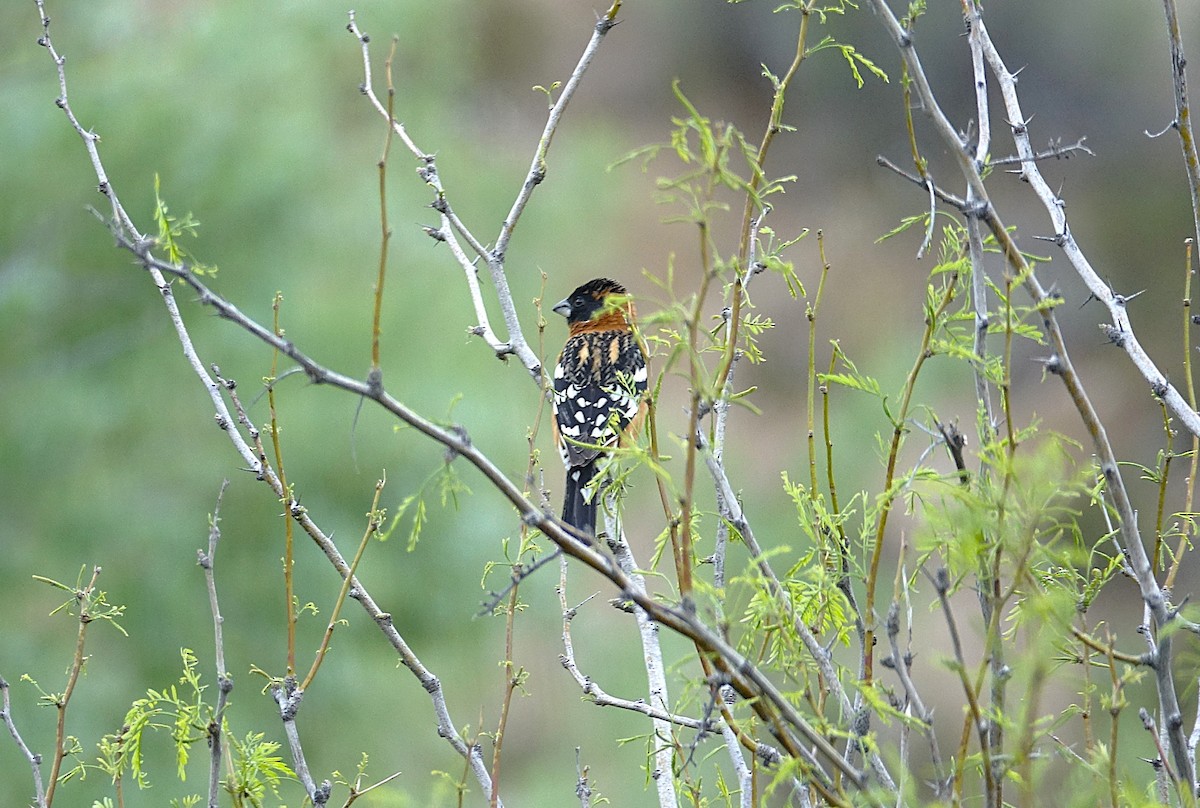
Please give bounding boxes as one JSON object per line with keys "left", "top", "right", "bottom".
{"left": 552, "top": 278, "right": 648, "bottom": 538}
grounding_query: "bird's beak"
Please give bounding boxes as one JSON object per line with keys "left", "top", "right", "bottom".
{"left": 552, "top": 297, "right": 571, "bottom": 318}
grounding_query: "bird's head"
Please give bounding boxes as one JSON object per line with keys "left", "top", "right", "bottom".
{"left": 553, "top": 278, "right": 634, "bottom": 328}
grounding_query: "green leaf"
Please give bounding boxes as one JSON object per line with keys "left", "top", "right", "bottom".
{"left": 152, "top": 174, "right": 218, "bottom": 276}
{"left": 820, "top": 342, "right": 883, "bottom": 398}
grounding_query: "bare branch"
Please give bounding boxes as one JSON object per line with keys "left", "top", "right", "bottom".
{"left": 272, "top": 679, "right": 331, "bottom": 805}
{"left": 494, "top": 4, "right": 624, "bottom": 261}
{"left": 875, "top": 155, "right": 969, "bottom": 209}
{"left": 346, "top": 12, "right": 543, "bottom": 377}
{"left": 1160, "top": 0, "right": 1200, "bottom": 256}
{"left": 985, "top": 137, "right": 1094, "bottom": 167}
{"left": 557, "top": 562, "right": 713, "bottom": 733}
{"left": 883, "top": 601, "right": 947, "bottom": 797}
{"left": 931, "top": 567, "right": 997, "bottom": 804}
{"left": 0, "top": 676, "right": 46, "bottom": 808}
{"left": 345, "top": 5, "right": 625, "bottom": 382}
{"left": 976, "top": 17, "right": 1200, "bottom": 442}
{"left": 197, "top": 479, "right": 232, "bottom": 808}
{"left": 575, "top": 748, "right": 593, "bottom": 808}
{"left": 603, "top": 509, "right": 679, "bottom": 808}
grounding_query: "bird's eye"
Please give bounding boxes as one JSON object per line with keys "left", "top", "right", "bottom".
{"left": 574, "top": 296, "right": 585, "bottom": 306}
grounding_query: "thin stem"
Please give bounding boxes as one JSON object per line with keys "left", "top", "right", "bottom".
{"left": 199, "top": 480, "right": 232, "bottom": 808}
{"left": 1153, "top": 401, "right": 1175, "bottom": 571}
{"left": 370, "top": 37, "right": 399, "bottom": 376}
{"left": 45, "top": 566, "right": 102, "bottom": 807}
{"left": 1106, "top": 632, "right": 1123, "bottom": 808}
{"left": 806, "top": 231, "right": 826, "bottom": 494}
{"left": 268, "top": 293, "right": 297, "bottom": 677}
{"left": 678, "top": 221, "right": 717, "bottom": 601}
{"left": 883, "top": 602, "right": 945, "bottom": 792}
{"left": 863, "top": 275, "right": 959, "bottom": 684}
{"left": 901, "top": 32, "right": 936, "bottom": 259}
{"left": 489, "top": 585, "right": 520, "bottom": 808}
{"left": 717, "top": 1, "right": 814, "bottom": 395}
{"left": 1167, "top": 238, "right": 1198, "bottom": 591}
{"left": 932, "top": 567, "right": 996, "bottom": 804}
{"left": 299, "top": 476, "right": 387, "bottom": 691}
{"left": 558, "top": 570, "right": 716, "bottom": 732}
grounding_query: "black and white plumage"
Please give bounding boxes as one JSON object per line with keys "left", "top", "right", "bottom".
{"left": 552, "top": 278, "right": 648, "bottom": 537}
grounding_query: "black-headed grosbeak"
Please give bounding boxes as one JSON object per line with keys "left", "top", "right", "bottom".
{"left": 552, "top": 278, "right": 648, "bottom": 537}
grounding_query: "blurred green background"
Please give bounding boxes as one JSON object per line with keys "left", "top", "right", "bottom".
{"left": 4, "top": 0, "right": 1200, "bottom": 804}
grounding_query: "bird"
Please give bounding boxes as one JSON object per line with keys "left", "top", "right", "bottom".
{"left": 551, "top": 278, "right": 649, "bottom": 538}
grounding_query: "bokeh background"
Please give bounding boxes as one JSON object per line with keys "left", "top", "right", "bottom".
{"left": 4, "top": 0, "right": 1200, "bottom": 804}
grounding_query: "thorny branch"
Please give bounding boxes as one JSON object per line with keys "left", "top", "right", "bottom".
{"left": 1160, "top": 0, "right": 1200, "bottom": 258}
{"left": 870, "top": 0, "right": 1199, "bottom": 790}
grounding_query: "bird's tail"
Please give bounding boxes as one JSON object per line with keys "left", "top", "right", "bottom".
{"left": 562, "top": 462, "right": 598, "bottom": 539}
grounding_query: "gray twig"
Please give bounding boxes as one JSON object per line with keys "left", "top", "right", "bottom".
{"left": 272, "top": 678, "right": 331, "bottom": 805}
{"left": 603, "top": 508, "right": 680, "bottom": 808}
{"left": 198, "top": 479, "right": 232, "bottom": 808}
{"left": 0, "top": 676, "right": 46, "bottom": 808}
